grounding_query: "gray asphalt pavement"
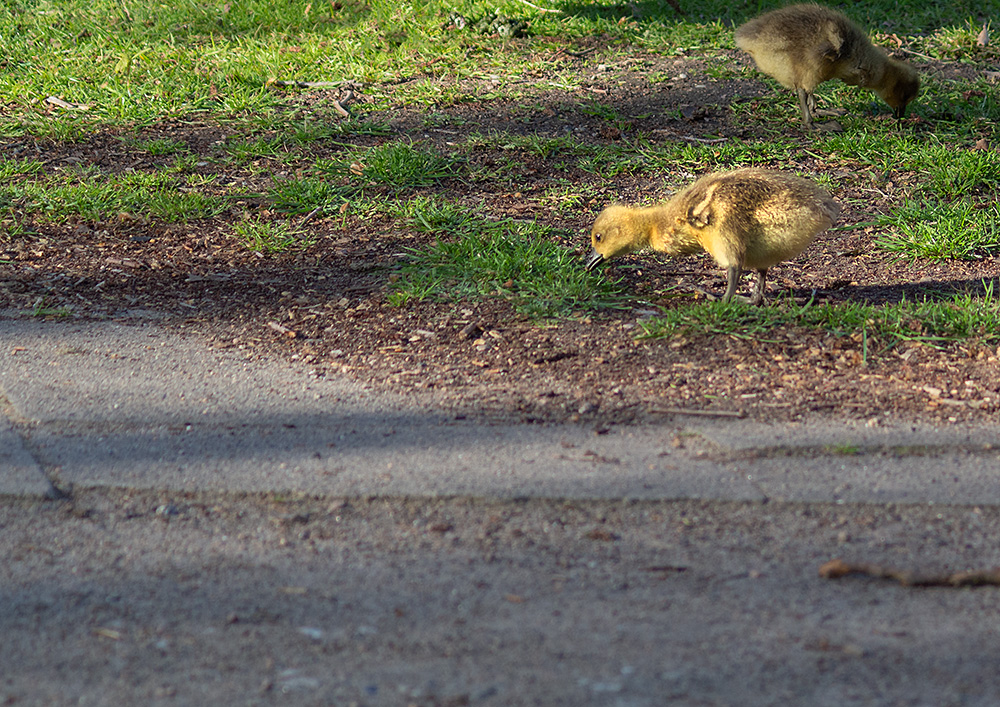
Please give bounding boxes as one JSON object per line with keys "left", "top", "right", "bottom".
{"left": 4, "top": 314, "right": 1000, "bottom": 706}
{"left": 5, "top": 316, "right": 1000, "bottom": 504}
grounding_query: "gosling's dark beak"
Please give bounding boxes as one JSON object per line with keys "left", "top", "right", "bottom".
{"left": 893, "top": 105, "right": 906, "bottom": 120}
{"left": 584, "top": 250, "right": 605, "bottom": 271}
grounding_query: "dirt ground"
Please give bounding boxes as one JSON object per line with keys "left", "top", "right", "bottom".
{"left": 3, "top": 46, "right": 999, "bottom": 426}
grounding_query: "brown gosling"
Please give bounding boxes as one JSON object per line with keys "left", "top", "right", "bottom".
{"left": 735, "top": 4, "right": 919, "bottom": 129}
{"left": 584, "top": 169, "right": 839, "bottom": 305}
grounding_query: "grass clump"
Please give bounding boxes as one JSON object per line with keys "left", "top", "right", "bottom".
{"left": 388, "top": 204, "right": 629, "bottom": 318}
{"left": 319, "top": 142, "right": 460, "bottom": 192}
{"left": 877, "top": 201, "right": 1000, "bottom": 261}
{"left": 640, "top": 285, "right": 1000, "bottom": 351}
{"left": 268, "top": 177, "right": 349, "bottom": 214}
{"left": 135, "top": 138, "right": 188, "bottom": 156}
{"left": 1, "top": 169, "right": 225, "bottom": 223}
{"left": 232, "top": 220, "right": 312, "bottom": 254}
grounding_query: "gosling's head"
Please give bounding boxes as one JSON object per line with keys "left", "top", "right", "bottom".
{"left": 585, "top": 204, "right": 641, "bottom": 271}
{"left": 878, "top": 60, "right": 920, "bottom": 119}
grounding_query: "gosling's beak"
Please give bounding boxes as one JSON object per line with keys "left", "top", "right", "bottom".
{"left": 893, "top": 105, "right": 906, "bottom": 120}
{"left": 584, "top": 250, "right": 605, "bottom": 271}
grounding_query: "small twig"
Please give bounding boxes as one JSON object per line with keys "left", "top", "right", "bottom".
{"left": 649, "top": 407, "right": 746, "bottom": 418}
{"left": 271, "top": 80, "right": 349, "bottom": 88}
{"left": 332, "top": 99, "right": 351, "bottom": 118}
{"left": 300, "top": 206, "right": 323, "bottom": 226}
{"left": 512, "top": 0, "right": 561, "bottom": 14}
{"left": 819, "top": 558, "right": 1000, "bottom": 588}
{"left": 892, "top": 47, "right": 937, "bottom": 61}
{"left": 332, "top": 89, "right": 354, "bottom": 119}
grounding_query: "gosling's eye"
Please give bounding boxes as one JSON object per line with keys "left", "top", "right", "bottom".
{"left": 594, "top": 233, "right": 602, "bottom": 242}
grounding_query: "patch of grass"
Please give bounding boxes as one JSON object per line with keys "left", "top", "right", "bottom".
{"left": 388, "top": 208, "right": 629, "bottom": 318}
{"left": 222, "top": 119, "right": 393, "bottom": 164}
{"left": 923, "top": 147, "right": 1000, "bottom": 199}
{"left": 318, "top": 142, "right": 459, "bottom": 191}
{"left": 579, "top": 101, "right": 621, "bottom": 123}
{"left": 465, "top": 131, "right": 586, "bottom": 159}
{"left": 31, "top": 297, "right": 72, "bottom": 318}
{"left": 0, "top": 0, "right": 989, "bottom": 138}
{"left": 821, "top": 133, "right": 1000, "bottom": 197}
{"left": 232, "top": 220, "right": 312, "bottom": 254}
{"left": 135, "top": 138, "right": 188, "bottom": 156}
{"left": 1, "top": 169, "right": 226, "bottom": 223}
{"left": 876, "top": 201, "right": 1000, "bottom": 261}
{"left": 225, "top": 136, "right": 290, "bottom": 163}
{"left": 542, "top": 184, "right": 603, "bottom": 216}
{"left": 0, "top": 159, "right": 45, "bottom": 181}
{"left": 640, "top": 285, "right": 1000, "bottom": 351}
{"left": 393, "top": 196, "right": 480, "bottom": 234}
{"left": 288, "top": 119, "right": 393, "bottom": 142}
{"left": 826, "top": 444, "right": 862, "bottom": 456}
{"left": 631, "top": 136, "right": 796, "bottom": 175}
{"left": 423, "top": 113, "right": 469, "bottom": 129}
{"left": 267, "top": 177, "right": 352, "bottom": 215}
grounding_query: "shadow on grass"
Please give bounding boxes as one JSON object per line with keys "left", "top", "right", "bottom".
{"left": 823, "top": 276, "right": 1000, "bottom": 306}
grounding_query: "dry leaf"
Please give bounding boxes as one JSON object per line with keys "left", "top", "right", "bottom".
{"left": 977, "top": 23, "right": 989, "bottom": 47}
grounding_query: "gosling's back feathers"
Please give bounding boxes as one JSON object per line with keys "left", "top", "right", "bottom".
{"left": 735, "top": 4, "right": 919, "bottom": 122}
{"left": 674, "top": 168, "right": 839, "bottom": 272}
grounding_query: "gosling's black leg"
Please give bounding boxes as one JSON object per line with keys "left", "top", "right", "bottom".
{"left": 722, "top": 266, "right": 742, "bottom": 303}
{"left": 749, "top": 269, "right": 767, "bottom": 306}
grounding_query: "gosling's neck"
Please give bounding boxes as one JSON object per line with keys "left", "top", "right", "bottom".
{"left": 623, "top": 207, "right": 662, "bottom": 252}
{"left": 646, "top": 203, "right": 702, "bottom": 256}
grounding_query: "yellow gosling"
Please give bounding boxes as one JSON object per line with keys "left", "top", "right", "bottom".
{"left": 585, "top": 169, "right": 839, "bottom": 304}
{"left": 735, "top": 4, "right": 919, "bottom": 129}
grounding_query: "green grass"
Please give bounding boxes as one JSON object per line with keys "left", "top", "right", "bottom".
{"left": 388, "top": 201, "right": 629, "bottom": 318}
{"left": 877, "top": 201, "right": 1000, "bottom": 261}
{"left": 318, "top": 142, "right": 460, "bottom": 191}
{"left": 134, "top": 138, "right": 188, "bottom": 156}
{"left": 265, "top": 141, "right": 459, "bottom": 216}
{"left": 2, "top": 0, "right": 984, "bottom": 137}
{"left": 232, "top": 220, "right": 312, "bottom": 254}
{"left": 31, "top": 297, "right": 72, "bottom": 318}
{"left": 268, "top": 177, "right": 351, "bottom": 215}
{"left": 3, "top": 0, "right": 999, "bottom": 340}
{"left": 0, "top": 167, "right": 226, "bottom": 222}
{"left": 640, "top": 286, "right": 1000, "bottom": 352}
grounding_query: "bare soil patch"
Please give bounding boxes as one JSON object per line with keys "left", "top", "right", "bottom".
{"left": 3, "top": 49, "right": 999, "bottom": 426}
